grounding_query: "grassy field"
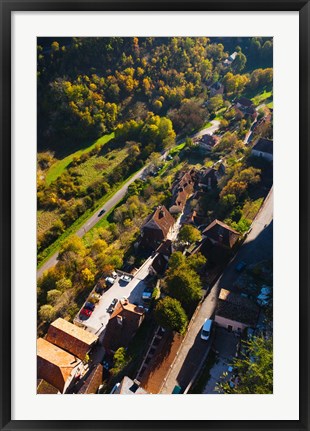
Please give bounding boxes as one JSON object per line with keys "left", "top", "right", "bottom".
{"left": 242, "top": 197, "right": 264, "bottom": 221}
{"left": 37, "top": 166, "right": 144, "bottom": 268}
{"left": 251, "top": 90, "right": 273, "bottom": 106}
{"left": 169, "top": 142, "right": 186, "bottom": 156}
{"left": 71, "top": 147, "right": 128, "bottom": 189}
{"left": 37, "top": 210, "right": 60, "bottom": 236}
{"left": 45, "top": 132, "right": 114, "bottom": 185}
{"left": 214, "top": 106, "right": 227, "bottom": 121}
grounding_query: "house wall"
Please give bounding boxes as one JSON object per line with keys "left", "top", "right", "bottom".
{"left": 64, "top": 363, "right": 84, "bottom": 393}
{"left": 251, "top": 149, "right": 273, "bottom": 161}
{"left": 214, "top": 315, "right": 248, "bottom": 332}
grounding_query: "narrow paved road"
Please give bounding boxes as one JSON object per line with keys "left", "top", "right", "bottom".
{"left": 160, "top": 187, "right": 273, "bottom": 393}
{"left": 192, "top": 120, "right": 220, "bottom": 139}
{"left": 37, "top": 167, "right": 147, "bottom": 279}
{"left": 37, "top": 121, "right": 221, "bottom": 280}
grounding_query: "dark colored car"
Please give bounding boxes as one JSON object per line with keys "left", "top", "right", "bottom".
{"left": 98, "top": 209, "right": 106, "bottom": 217}
{"left": 80, "top": 308, "right": 92, "bottom": 318}
{"left": 84, "top": 301, "right": 95, "bottom": 311}
{"left": 95, "top": 286, "right": 104, "bottom": 295}
{"left": 107, "top": 298, "right": 118, "bottom": 314}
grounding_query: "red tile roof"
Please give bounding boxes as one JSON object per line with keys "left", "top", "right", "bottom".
{"left": 37, "top": 338, "right": 81, "bottom": 393}
{"left": 142, "top": 206, "right": 175, "bottom": 238}
{"left": 46, "top": 318, "right": 98, "bottom": 360}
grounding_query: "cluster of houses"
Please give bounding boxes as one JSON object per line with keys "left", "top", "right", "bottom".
{"left": 37, "top": 119, "right": 273, "bottom": 394}
{"left": 37, "top": 318, "right": 101, "bottom": 394}
{"left": 37, "top": 297, "right": 148, "bottom": 394}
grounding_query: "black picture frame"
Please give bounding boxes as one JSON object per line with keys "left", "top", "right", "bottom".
{"left": 1, "top": 1, "right": 309, "bottom": 430}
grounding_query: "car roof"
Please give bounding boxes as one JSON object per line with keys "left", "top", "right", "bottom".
{"left": 203, "top": 319, "right": 213, "bottom": 330}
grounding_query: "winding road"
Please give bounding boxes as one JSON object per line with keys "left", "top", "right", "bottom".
{"left": 37, "top": 121, "right": 221, "bottom": 280}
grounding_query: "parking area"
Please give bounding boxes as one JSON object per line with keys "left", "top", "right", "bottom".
{"left": 74, "top": 254, "right": 157, "bottom": 335}
{"left": 203, "top": 327, "right": 239, "bottom": 394}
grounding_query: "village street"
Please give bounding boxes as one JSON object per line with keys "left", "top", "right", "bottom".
{"left": 160, "top": 188, "right": 273, "bottom": 393}
{"left": 37, "top": 122, "right": 221, "bottom": 281}
{"left": 75, "top": 214, "right": 183, "bottom": 336}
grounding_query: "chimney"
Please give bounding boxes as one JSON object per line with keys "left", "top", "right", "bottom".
{"left": 130, "top": 379, "right": 141, "bottom": 393}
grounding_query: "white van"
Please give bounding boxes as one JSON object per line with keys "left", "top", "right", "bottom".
{"left": 201, "top": 319, "right": 213, "bottom": 341}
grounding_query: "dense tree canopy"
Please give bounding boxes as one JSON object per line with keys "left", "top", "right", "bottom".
{"left": 217, "top": 336, "right": 273, "bottom": 394}
{"left": 154, "top": 297, "right": 188, "bottom": 334}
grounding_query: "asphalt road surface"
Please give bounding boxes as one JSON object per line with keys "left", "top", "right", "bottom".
{"left": 37, "top": 167, "right": 147, "bottom": 280}
{"left": 160, "top": 187, "right": 273, "bottom": 393}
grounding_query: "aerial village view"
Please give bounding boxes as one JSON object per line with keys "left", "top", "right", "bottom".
{"left": 37, "top": 37, "right": 273, "bottom": 395}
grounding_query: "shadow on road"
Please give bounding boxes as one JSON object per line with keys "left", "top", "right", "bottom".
{"left": 216, "top": 220, "right": 273, "bottom": 292}
{"left": 174, "top": 331, "right": 210, "bottom": 390}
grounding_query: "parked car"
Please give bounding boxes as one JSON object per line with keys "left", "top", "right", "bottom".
{"left": 142, "top": 286, "right": 153, "bottom": 301}
{"left": 80, "top": 308, "right": 92, "bottom": 318}
{"left": 98, "top": 209, "right": 106, "bottom": 217}
{"left": 105, "top": 277, "right": 115, "bottom": 287}
{"left": 107, "top": 298, "right": 118, "bottom": 314}
{"left": 95, "top": 285, "right": 104, "bottom": 295}
{"left": 120, "top": 274, "right": 131, "bottom": 283}
{"left": 84, "top": 301, "right": 95, "bottom": 311}
{"left": 201, "top": 319, "right": 213, "bottom": 341}
{"left": 235, "top": 261, "right": 246, "bottom": 272}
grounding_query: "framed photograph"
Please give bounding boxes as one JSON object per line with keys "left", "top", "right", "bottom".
{"left": 1, "top": 0, "right": 309, "bottom": 430}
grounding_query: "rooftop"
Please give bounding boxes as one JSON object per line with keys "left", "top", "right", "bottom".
{"left": 202, "top": 219, "right": 240, "bottom": 248}
{"left": 37, "top": 338, "right": 81, "bottom": 392}
{"left": 114, "top": 376, "right": 148, "bottom": 394}
{"left": 216, "top": 289, "right": 260, "bottom": 326}
{"left": 142, "top": 205, "right": 175, "bottom": 237}
{"left": 46, "top": 318, "right": 98, "bottom": 360}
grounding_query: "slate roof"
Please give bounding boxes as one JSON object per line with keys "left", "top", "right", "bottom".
{"left": 202, "top": 219, "right": 240, "bottom": 248}
{"left": 216, "top": 289, "right": 260, "bottom": 326}
{"left": 46, "top": 318, "right": 98, "bottom": 360}
{"left": 235, "top": 97, "right": 254, "bottom": 107}
{"left": 37, "top": 338, "right": 81, "bottom": 393}
{"left": 252, "top": 138, "right": 273, "bottom": 155}
{"left": 156, "top": 239, "right": 173, "bottom": 257}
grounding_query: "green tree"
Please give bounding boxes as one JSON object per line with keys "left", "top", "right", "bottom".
{"left": 178, "top": 225, "right": 202, "bottom": 243}
{"left": 168, "top": 251, "right": 186, "bottom": 271}
{"left": 208, "top": 95, "right": 224, "bottom": 113}
{"left": 166, "top": 267, "right": 202, "bottom": 311}
{"left": 110, "top": 347, "right": 128, "bottom": 375}
{"left": 154, "top": 297, "right": 188, "bottom": 334}
{"left": 187, "top": 252, "right": 207, "bottom": 273}
{"left": 55, "top": 277, "right": 72, "bottom": 291}
{"left": 46, "top": 289, "right": 62, "bottom": 304}
{"left": 233, "top": 51, "right": 247, "bottom": 72}
{"left": 216, "top": 336, "right": 273, "bottom": 394}
{"left": 38, "top": 304, "right": 56, "bottom": 323}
